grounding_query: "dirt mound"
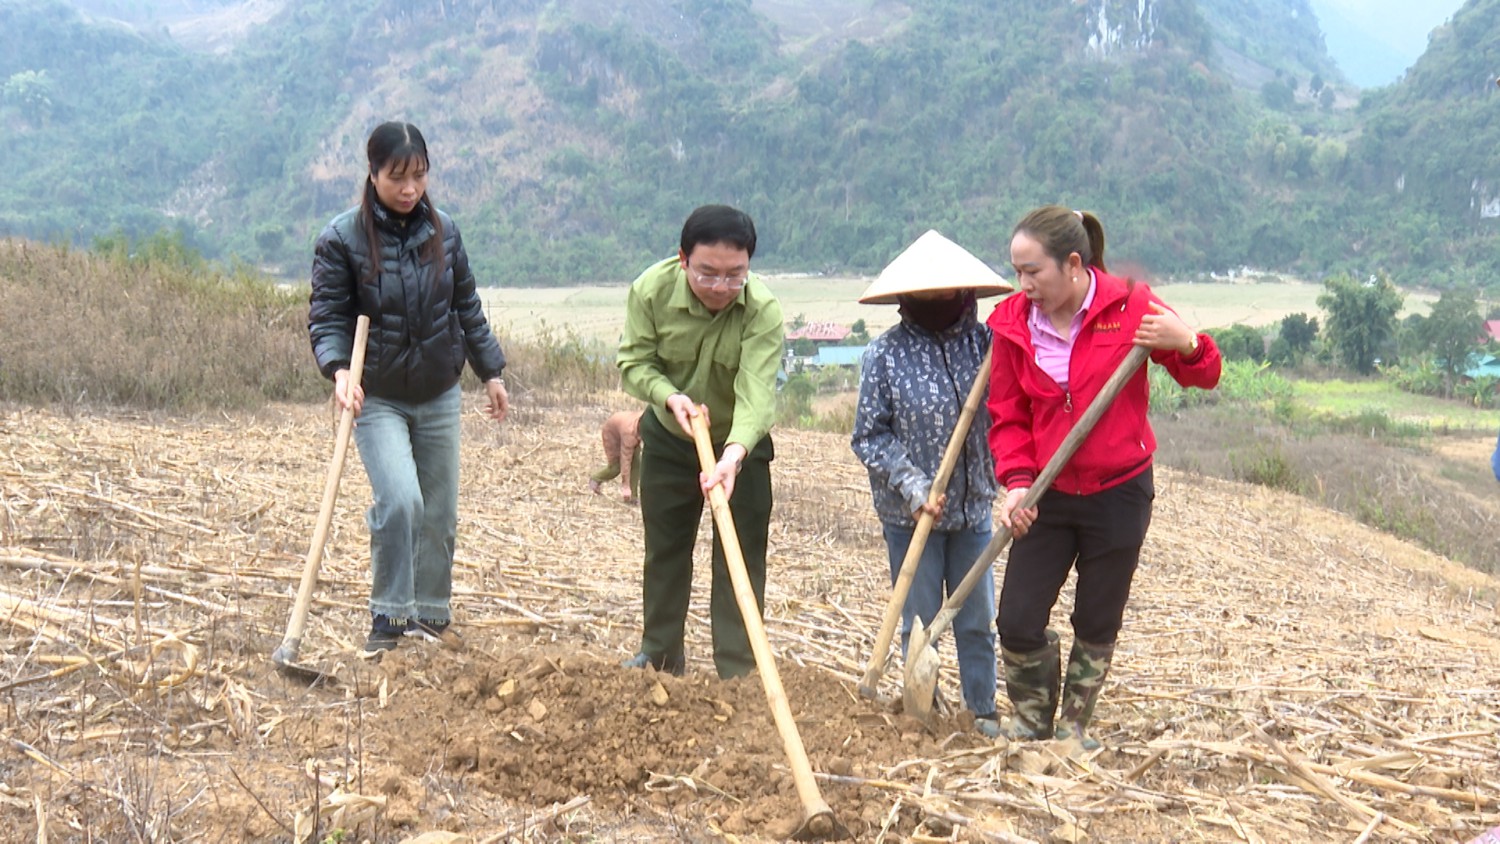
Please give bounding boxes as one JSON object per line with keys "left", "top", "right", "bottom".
{"left": 359, "top": 642, "right": 985, "bottom": 840}
{"left": 1, "top": 399, "right": 1498, "bottom": 842}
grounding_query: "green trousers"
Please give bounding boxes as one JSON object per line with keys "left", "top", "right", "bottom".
{"left": 637, "top": 410, "right": 774, "bottom": 679}
{"left": 590, "top": 442, "right": 643, "bottom": 500}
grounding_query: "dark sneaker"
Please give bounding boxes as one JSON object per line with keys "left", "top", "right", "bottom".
{"left": 360, "top": 614, "right": 407, "bottom": 659}
{"left": 620, "top": 651, "right": 685, "bottom": 676}
{"left": 975, "top": 716, "right": 1001, "bottom": 739}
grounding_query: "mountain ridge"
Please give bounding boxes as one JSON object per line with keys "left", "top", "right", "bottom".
{"left": 3, "top": 0, "right": 1498, "bottom": 289}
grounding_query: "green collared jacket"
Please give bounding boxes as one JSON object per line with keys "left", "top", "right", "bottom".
{"left": 618, "top": 257, "right": 784, "bottom": 449}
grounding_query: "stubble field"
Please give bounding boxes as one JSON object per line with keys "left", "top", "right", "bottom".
{"left": 1, "top": 394, "right": 1497, "bottom": 842}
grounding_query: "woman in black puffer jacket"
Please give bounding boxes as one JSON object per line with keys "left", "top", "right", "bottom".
{"left": 309, "top": 121, "right": 508, "bottom": 657}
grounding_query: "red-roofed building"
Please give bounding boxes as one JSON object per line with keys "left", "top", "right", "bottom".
{"left": 784, "top": 322, "right": 851, "bottom": 344}
{"left": 1485, "top": 320, "right": 1500, "bottom": 344}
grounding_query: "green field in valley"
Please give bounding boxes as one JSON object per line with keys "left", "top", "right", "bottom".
{"left": 480, "top": 276, "right": 1437, "bottom": 344}
{"left": 1291, "top": 378, "right": 1500, "bottom": 431}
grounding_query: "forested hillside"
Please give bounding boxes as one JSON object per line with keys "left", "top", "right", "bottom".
{"left": 1343, "top": 0, "right": 1500, "bottom": 283}
{"left": 2, "top": 0, "right": 1498, "bottom": 289}
{"left": 1198, "top": 0, "right": 1342, "bottom": 88}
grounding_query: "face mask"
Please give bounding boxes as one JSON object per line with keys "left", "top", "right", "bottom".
{"left": 898, "top": 291, "right": 974, "bottom": 332}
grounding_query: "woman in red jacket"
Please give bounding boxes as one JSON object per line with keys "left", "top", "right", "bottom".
{"left": 986, "top": 206, "right": 1221, "bottom": 749}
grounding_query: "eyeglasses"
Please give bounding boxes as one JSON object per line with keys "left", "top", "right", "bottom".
{"left": 688, "top": 266, "right": 748, "bottom": 292}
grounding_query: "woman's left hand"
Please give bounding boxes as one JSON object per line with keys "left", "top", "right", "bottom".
{"left": 484, "top": 377, "right": 509, "bottom": 422}
{"left": 999, "top": 487, "right": 1037, "bottom": 538}
{"left": 1135, "top": 302, "right": 1197, "bottom": 354}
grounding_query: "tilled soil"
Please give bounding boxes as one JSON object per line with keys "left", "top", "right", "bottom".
{"left": 2, "top": 400, "right": 1498, "bottom": 843}
{"left": 364, "top": 641, "right": 986, "bottom": 841}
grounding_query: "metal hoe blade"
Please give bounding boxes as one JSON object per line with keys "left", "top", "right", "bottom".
{"left": 271, "top": 641, "right": 338, "bottom": 685}
{"left": 791, "top": 809, "right": 850, "bottom": 841}
{"left": 902, "top": 617, "right": 941, "bottom": 728}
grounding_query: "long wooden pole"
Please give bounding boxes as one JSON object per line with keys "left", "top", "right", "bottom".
{"left": 273, "top": 315, "right": 370, "bottom": 668}
{"left": 689, "top": 411, "right": 837, "bottom": 839}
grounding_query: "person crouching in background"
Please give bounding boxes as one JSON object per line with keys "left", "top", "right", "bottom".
{"left": 590, "top": 409, "right": 644, "bottom": 503}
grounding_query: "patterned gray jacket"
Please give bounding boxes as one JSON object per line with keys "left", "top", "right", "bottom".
{"left": 851, "top": 307, "right": 997, "bottom": 532}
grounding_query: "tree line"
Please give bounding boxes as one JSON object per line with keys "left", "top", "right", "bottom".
{"left": 1207, "top": 275, "right": 1499, "bottom": 408}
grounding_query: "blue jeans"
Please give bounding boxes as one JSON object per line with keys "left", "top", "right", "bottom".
{"left": 353, "top": 383, "right": 462, "bottom": 623}
{"left": 882, "top": 521, "right": 998, "bottom": 718}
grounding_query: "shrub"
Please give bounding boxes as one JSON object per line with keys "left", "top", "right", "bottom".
{"left": 1321, "top": 408, "right": 1423, "bottom": 440}
{"left": 779, "top": 374, "right": 816, "bottom": 424}
{"left": 497, "top": 321, "right": 618, "bottom": 406}
{"left": 1228, "top": 442, "right": 1304, "bottom": 493}
{"left": 1385, "top": 357, "right": 1445, "bottom": 397}
{"left": 1150, "top": 358, "right": 1291, "bottom": 413}
{"left": 1208, "top": 324, "right": 1267, "bottom": 363}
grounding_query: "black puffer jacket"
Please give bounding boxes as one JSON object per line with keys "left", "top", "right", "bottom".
{"left": 309, "top": 200, "right": 505, "bottom": 404}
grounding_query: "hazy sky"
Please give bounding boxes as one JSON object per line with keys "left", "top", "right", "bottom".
{"left": 1325, "top": 0, "right": 1465, "bottom": 51}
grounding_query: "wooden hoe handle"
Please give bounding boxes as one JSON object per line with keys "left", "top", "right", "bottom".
{"left": 688, "top": 411, "right": 836, "bottom": 829}
{"left": 275, "top": 314, "right": 370, "bottom": 662}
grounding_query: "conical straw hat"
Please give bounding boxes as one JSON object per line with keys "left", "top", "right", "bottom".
{"left": 858, "top": 230, "right": 1012, "bottom": 305}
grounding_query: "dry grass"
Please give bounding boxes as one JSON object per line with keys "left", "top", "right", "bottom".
{"left": 476, "top": 275, "right": 903, "bottom": 345}
{"left": 0, "top": 398, "right": 1497, "bottom": 842}
{"left": 0, "top": 239, "right": 321, "bottom": 410}
{"left": 0, "top": 239, "right": 621, "bottom": 414}
{"left": 1150, "top": 278, "right": 1438, "bottom": 331}
{"left": 479, "top": 276, "right": 1443, "bottom": 347}
{"left": 1154, "top": 403, "right": 1500, "bottom": 576}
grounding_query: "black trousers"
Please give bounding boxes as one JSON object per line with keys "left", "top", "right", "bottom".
{"left": 637, "top": 410, "right": 775, "bottom": 679}
{"left": 996, "top": 468, "right": 1154, "bottom": 653}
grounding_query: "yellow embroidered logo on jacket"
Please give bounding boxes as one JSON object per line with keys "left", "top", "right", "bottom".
{"left": 1094, "top": 321, "right": 1123, "bottom": 333}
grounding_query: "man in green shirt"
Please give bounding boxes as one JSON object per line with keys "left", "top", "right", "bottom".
{"left": 617, "top": 204, "right": 785, "bottom": 679}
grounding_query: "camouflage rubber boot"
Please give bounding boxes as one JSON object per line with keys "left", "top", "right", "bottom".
{"left": 998, "top": 629, "right": 1060, "bottom": 740}
{"left": 1054, "top": 638, "right": 1116, "bottom": 751}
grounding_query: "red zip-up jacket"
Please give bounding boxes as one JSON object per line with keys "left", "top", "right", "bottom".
{"left": 985, "top": 269, "right": 1221, "bottom": 496}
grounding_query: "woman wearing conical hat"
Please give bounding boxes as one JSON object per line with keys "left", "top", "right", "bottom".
{"left": 851, "top": 230, "right": 1013, "bottom": 738}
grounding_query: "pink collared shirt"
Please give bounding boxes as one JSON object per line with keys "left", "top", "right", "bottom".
{"left": 1027, "top": 270, "right": 1096, "bottom": 390}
